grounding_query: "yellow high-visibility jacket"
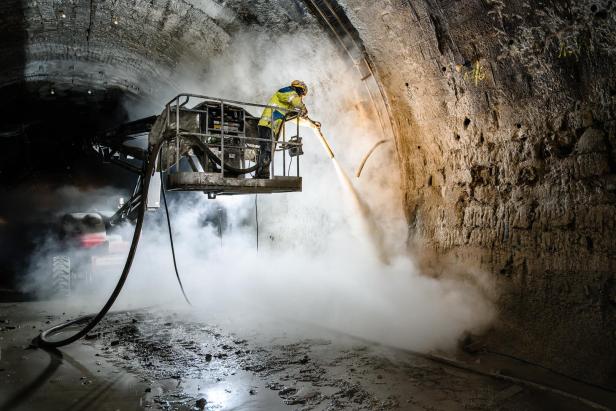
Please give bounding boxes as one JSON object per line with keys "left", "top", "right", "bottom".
{"left": 259, "top": 86, "right": 306, "bottom": 134}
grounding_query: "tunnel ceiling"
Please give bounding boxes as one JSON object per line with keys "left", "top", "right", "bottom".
{"left": 0, "top": 0, "right": 320, "bottom": 111}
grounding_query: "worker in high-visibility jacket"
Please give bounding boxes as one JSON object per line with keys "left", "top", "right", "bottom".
{"left": 256, "top": 80, "right": 308, "bottom": 178}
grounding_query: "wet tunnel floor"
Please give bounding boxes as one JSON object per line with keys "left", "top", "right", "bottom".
{"left": 0, "top": 302, "right": 609, "bottom": 410}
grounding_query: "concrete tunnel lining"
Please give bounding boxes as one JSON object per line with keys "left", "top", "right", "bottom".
{"left": 0, "top": 0, "right": 615, "bottom": 393}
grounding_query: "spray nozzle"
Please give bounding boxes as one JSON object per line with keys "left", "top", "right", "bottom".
{"left": 310, "top": 119, "right": 334, "bottom": 159}
{"left": 306, "top": 117, "right": 321, "bottom": 129}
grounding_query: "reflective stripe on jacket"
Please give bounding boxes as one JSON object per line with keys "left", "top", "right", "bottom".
{"left": 258, "top": 86, "right": 306, "bottom": 134}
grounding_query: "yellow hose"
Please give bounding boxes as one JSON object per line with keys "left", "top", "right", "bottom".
{"left": 355, "top": 139, "right": 391, "bottom": 178}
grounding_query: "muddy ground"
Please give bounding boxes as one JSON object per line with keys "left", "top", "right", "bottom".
{"left": 1, "top": 302, "right": 614, "bottom": 410}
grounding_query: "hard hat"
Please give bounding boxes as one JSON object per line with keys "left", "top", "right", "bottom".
{"left": 291, "top": 80, "right": 308, "bottom": 96}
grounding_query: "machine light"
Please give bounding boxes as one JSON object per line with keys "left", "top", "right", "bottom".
{"left": 80, "top": 232, "right": 107, "bottom": 249}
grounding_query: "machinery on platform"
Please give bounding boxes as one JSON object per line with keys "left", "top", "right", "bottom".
{"left": 101, "top": 93, "right": 304, "bottom": 208}
{"left": 49, "top": 94, "right": 305, "bottom": 297}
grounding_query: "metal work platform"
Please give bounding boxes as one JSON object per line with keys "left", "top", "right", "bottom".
{"left": 166, "top": 173, "right": 302, "bottom": 195}
{"left": 150, "top": 93, "right": 305, "bottom": 197}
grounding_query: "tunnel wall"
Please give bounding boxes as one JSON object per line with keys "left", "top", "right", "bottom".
{"left": 340, "top": 0, "right": 616, "bottom": 384}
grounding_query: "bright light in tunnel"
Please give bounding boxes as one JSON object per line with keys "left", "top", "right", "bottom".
{"left": 202, "top": 386, "right": 231, "bottom": 407}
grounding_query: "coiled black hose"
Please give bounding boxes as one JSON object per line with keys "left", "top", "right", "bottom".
{"left": 34, "top": 142, "right": 162, "bottom": 348}
{"left": 34, "top": 132, "right": 256, "bottom": 347}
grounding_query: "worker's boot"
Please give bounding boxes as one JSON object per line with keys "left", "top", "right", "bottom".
{"left": 255, "top": 166, "right": 270, "bottom": 179}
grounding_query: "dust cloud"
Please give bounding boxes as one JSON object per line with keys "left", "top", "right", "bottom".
{"left": 25, "top": 30, "right": 497, "bottom": 354}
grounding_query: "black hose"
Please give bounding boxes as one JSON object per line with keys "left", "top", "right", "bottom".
{"left": 486, "top": 349, "right": 616, "bottom": 393}
{"left": 34, "top": 143, "right": 162, "bottom": 348}
{"left": 35, "top": 128, "right": 257, "bottom": 347}
{"left": 159, "top": 165, "right": 192, "bottom": 305}
{"left": 255, "top": 194, "right": 259, "bottom": 251}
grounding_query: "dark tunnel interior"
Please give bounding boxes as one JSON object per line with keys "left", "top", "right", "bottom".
{"left": 0, "top": 83, "right": 137, "bottom": 284}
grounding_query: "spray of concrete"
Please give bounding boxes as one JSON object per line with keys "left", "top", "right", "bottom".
{"left": 309, "top": 120, "right": 389, "bottom": 264}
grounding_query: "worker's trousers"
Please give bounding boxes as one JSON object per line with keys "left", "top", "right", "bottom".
{"left": 257, "top": 125, "right": 279, "bottom": 176}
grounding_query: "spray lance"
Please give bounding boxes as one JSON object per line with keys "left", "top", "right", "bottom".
{"left": 304, "top": 117, "right": 392, "bottom": 178}
{"left": 306, "top": 117, "right": 335, "bottom": 159}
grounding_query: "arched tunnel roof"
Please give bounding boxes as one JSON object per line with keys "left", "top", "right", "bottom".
{"left": 0, "top": 0, "right": 327, "bottom": 106}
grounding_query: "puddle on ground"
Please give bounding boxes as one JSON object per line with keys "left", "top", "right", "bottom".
{"left": 151, "top": 371, "right": 291, "bottom": 410}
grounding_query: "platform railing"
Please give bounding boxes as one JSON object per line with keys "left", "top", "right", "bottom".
{"left": 164, "top": 93, "right": 303, "bottom": 179}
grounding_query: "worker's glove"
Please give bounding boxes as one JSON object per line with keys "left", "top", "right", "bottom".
{"left": 299, "top": 108, "right": 308, "bottom": 118}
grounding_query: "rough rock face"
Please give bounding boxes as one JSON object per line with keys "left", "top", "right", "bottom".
{"left": 339, "top": 0, "right": 616, "bottom": 384}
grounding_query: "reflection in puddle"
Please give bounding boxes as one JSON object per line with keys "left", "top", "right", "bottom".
{"left": 156, "top": 370, "right": 290, "bottom": 410}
